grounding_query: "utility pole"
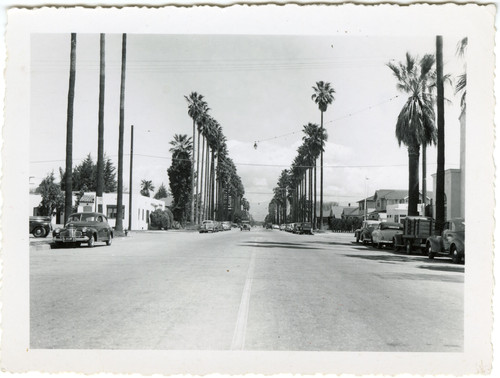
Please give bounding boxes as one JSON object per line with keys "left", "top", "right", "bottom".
{"left": 64, "top": 33, "right": 77, "bottom": 224}
{"left": 435, "top": 35, "right": 446, "bottom": 232}
{"left": 128, "top": 125, "right": 134, "bottom": 231}
{"left": 116, "top": 33, "right": 127, "bottom": 234}
{"left": 96, "top": 33, "right": 106, "bottom": 213}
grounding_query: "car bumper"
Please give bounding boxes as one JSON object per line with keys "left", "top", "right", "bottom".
{"left": 53, "top": 235, "right": 90, "bottom": 243}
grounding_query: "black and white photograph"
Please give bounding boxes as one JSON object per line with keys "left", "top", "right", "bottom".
{"left": 1, "top": 3, "right": 496, "bottom": 376}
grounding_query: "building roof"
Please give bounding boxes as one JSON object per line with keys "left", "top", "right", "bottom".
{"left": 373, "top": 189, "right": 408, "bottom": 201}
{"left": 357, "top": 195, "right": 375, "bottom": 204}
{"left": 79, "top": 194, "right": 95, "bottom": 203}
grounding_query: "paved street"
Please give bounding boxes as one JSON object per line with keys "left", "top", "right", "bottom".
{"left": 30, "top": 228, "right": 463, "bottom": 351}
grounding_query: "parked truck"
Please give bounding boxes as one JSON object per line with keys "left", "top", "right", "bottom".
{"left": 393, "top": 216, "right": 434, "bottom": 254}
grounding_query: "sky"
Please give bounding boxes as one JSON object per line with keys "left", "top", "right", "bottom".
{"left": 30, "top": 33, "right": 465, "bottom": 221}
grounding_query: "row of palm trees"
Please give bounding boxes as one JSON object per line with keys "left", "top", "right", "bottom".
{"left": 269, "top": 38, "right": 466, "bottom": 228}
{"left": 267, "top": 81, "right": 335, "bottom": 228}
{"left": 387, "top": 37, "right": 466, "bottom": 227}
{"left": 184, "top": 92, "right": 247, "bottom": 224}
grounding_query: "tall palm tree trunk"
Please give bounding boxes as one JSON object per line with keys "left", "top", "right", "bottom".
{"left": 314, "top": 160, "right": 317, "bottom": 229}
{"left": 96, "top": 33, "right": 105, "bottom": 210}
{"left": 408, "top": 145, "right": 420, "bottom": 216}
{"left": 64, "top": 33, "right": 77, "bottom": 224}
{"left": 210, "top": 150, "right": 215, "bottom": 220}
{"left": 194, "top": 128, "right": 201, "bottom": 224}
{"left": 204, "top": 144, "right": 210, "bottom": 220}
{"left": 320, "top": 111, "right": 324, "bottom": 229}
{"left": 116, "top": 33, "right": 127, "bottom": 233}
{"left": 190, "top": 119, "right": 196, "bottom": 224}
{"left": 309, "top": 166, "right": 313, "bottom": 222}
{"left": 198, "top": 135, "right": 205, "bottom": 223}
{"left": 422, "top": 144, "right": 427, "bottom": 215}
{"left": 436, "top": 35, "right": 446, "bottom": 231}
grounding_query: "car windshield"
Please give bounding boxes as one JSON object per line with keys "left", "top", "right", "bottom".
{"left": 68, "top": 214, "right": 96, "bottom": 222}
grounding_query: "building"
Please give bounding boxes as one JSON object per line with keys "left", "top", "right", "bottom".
{"left": 30, "top": 191, "right": 166, "bottom": 230}
{"left": 358, "top": 189, "right": 432, "bottom": 221}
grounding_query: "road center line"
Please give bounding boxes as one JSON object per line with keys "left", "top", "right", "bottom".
{"left": 230, "top": 251, "right": 256, "bottom": 350}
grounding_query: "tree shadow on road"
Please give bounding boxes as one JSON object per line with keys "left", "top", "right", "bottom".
{"left": 238, "top": 241, "right": 321, "bottom": 250}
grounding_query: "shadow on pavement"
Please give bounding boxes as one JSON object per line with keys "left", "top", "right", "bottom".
{"left": 238, "top": 241, "right": 320, "bottom": 250}
{"left": 418, "top": 264, "right": 465, "bottom": 273}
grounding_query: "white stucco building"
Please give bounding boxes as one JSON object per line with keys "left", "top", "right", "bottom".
{"left": 30, "top": 191, "right": 166, "bottom": 231}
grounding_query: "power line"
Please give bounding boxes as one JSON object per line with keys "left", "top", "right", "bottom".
{"left": 253, "top": 95, "right": 400, "bottom": 145}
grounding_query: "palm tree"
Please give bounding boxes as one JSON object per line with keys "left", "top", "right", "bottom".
{"left": 140, "top": 180, "right": 155, "bottom": 197}
{"left": 302, "top": 122, "right": 324, "bottom": 228}
{"left": 64, "top": 33, "right": 77, "bottom": 224}
{"left": 311, "top": 81, "right": 335, "bottom": 229}
{"left": 196, "top": 110, "right": 211, "bottom": 223}
{"left": 387, "top": 52, "right": 437, "bottom": 216}
{"left": 169, "top": 134, "right": 193, "bottom": 158}
{"left": 456, "top": 37, "right": 467, "bottom": 111}
{"left": 185, "top": 92, "right": 207, "bottom": 224}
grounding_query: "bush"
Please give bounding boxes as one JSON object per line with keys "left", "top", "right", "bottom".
{"left": 150, "top": 208, "right": 174, "bottom": 230}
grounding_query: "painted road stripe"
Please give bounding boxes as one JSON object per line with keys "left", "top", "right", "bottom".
{"left": 230, "top": 251, "right": 256, "bottom": 350}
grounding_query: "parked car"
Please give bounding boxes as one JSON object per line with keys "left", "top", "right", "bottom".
{"left": 292, "top": 223, "right": 301, "bottom": 234}
{"left": 52, "top": 212, "right": 113, "bottom": 248}
{"left": 354, "top": 220, "right": 381, "bottom": 244}
{"left": 426, "top": 218, "right": 465, "bottom": 264}
{"left": 285, "top": 223, "right": 293, "bottom": 232}
{"left": 199, "top": 220, "right": 217, "bottom": 233}
{"left": 29, "top": 215, "right": 52, "bottom": 238}
{"left": 371, "top": 222, "right": 403, "bottom": 249}
{"left": 222, "top": 221, "right": 232, "bottom": 231}
{"left": 299, "top": 222, "right": 313, "bottom": 235}
{"left": 279, "top": 224, "right": 286, "bottom": 231}
{"left": 240, "top": 221, "right": 251, "bottom": 231}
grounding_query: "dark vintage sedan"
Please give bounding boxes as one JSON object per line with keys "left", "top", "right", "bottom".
{"left": 52, "top": 212, "right": 113, "bottom": 248}
{"left": 29, "top": 216, "right": 52, "bottom": 238}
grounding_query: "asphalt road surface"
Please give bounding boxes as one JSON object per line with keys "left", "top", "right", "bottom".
{"left": 30, "top": 227, "right": 464, "bottom": 351}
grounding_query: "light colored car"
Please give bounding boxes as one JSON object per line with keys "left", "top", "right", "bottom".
{"left": 354, "top": 220, "right": 381, "bottom": 244}
{"left": 199, "top": 220, "right": 216, "bottom": 233}
{"left": 52, "top": 212, "right": 113, "bottom": 248}
{"left": 222, "top": 221, "right": 232, "bottom": 231}
{"left": 426, "top": 218, "right": 465, "bottom": 264}
{"left": 240, "top": 221, "right": 251, "bottom": 231}
{"left": 371, "top": 222, "right": 403, "bottom": 249}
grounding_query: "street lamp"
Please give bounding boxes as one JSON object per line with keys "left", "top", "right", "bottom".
{"left": 364, "top": 177, "right": 369, "bottom": 221}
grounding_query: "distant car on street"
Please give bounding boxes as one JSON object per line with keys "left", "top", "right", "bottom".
{"left": 426, "top": 218, "right": 465, "bottom": 264}
{"left": 371, "top": 222, "right": 403, "bottom": 249}
{"left": 52, "top": 212, "right": 113, "bottom": 248}
{"left": 299, "top": 222, "right": 313, "bottom": 235}
{"left": 240, "top": 221, "right": 251, "bottom": 231}
{"left": 355, "top": 220, "right": 381, "bottom": 244}
{"left": 199, "top": 220, "right": 217, "bottom": 233}
{"left": 30, "top": 215, "right": 52, "bottom": 238}
{"left": 222, "top": 221, "right": 232, "bottom": 231}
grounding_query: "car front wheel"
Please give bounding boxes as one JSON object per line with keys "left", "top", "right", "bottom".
{"left": 33, "top": 226, "right": 47, "bottom": 238}
{"left": 427, "top": 243, "right": 435, "bottom": 259}
{"left": 106, "top": 236, "right": 113, "bottom": 246}
{"left": 88, "top": 235, "right": 95, "bottom": 248}
{"left": 451, "top": 245, "right": 462, "bottom": 264}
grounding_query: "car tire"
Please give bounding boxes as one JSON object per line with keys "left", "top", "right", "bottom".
{"left": 106, "top": 236, "right": 113, "bottom": 246}
{"left": 88, "top": 235, "right": 95, "bottom": 248}
{"left": 393, "top": 238, "right": 400, "bottom": 252}
{"left": 33, "top": 226, "right": 47, "bottom": 238}
{"left": 427, "top": 243, "right": 435, "bottom": 259}
{"left": 356, "top": 235, "right": 360, "bottom": 243}
{"left": 406, "top": 240, "right": 412, "bottom": 255}
{"left": 451, "top": 245, "right": 461, "bottom": 264}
